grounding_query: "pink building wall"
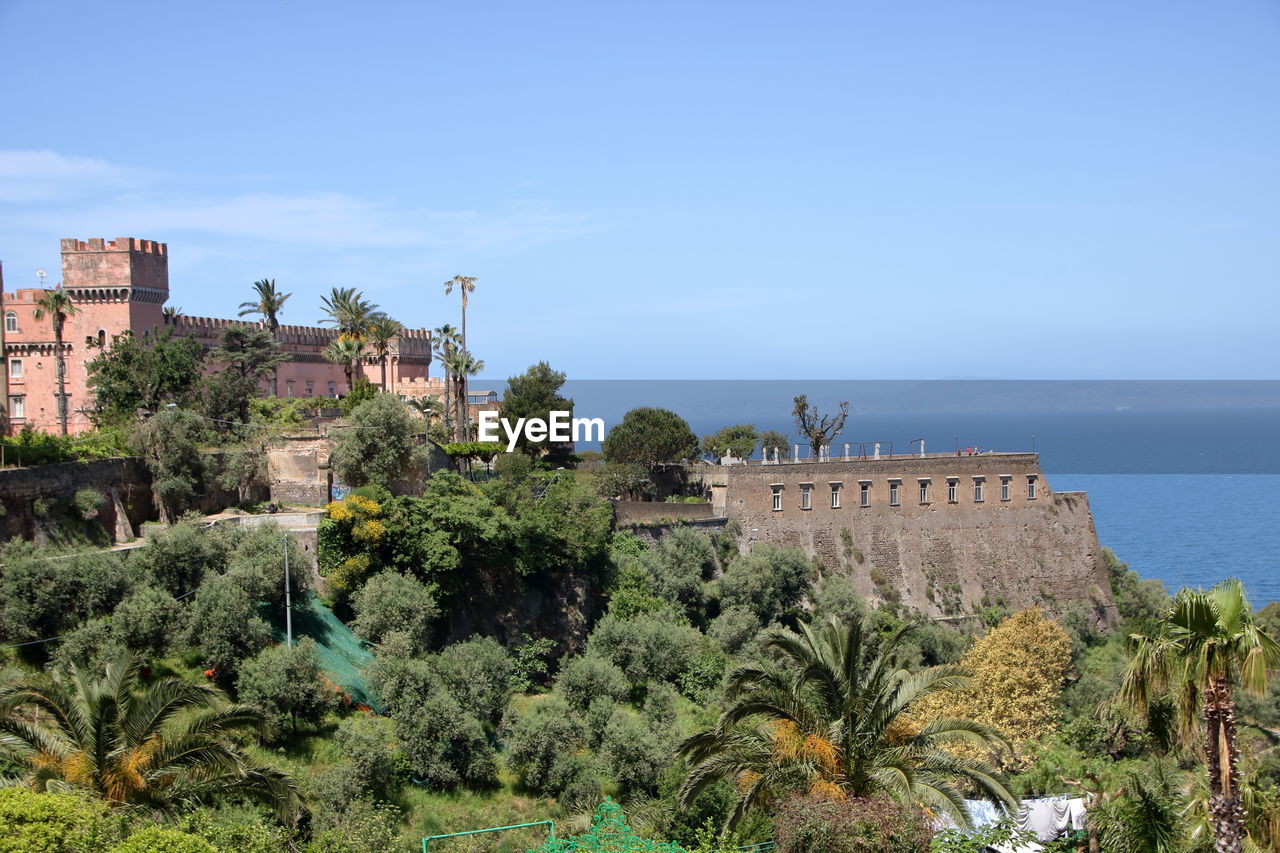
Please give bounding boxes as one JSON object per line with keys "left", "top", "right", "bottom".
{"left": 2, "top": 237, "right": 436, "bottom": 435}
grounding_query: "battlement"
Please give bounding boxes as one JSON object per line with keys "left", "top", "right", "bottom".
{"left": 61, "top": 237, "right": 167, "bottom": 256}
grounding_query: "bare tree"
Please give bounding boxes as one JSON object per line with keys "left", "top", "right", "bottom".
{"left": 792, "top": 395, "right": 849, "bottom": 460}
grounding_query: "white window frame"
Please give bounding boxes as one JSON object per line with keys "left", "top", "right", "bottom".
{"left": 859, "top": 481, "right": 871, "bottom": 507}
{"left": 1000, "top": 476, "right": 1011, "bottom": 501}
{"left": 8, "top": 395, "right": 24, "bottom": 419}
{"left": 4, "top": 312, "right": 16, "bottom": 333}
{"left": 830, "top": 482, "right": 842, "bottom": 509}
{"left": 947, "top": 478, "right": 958, "bottom": 503}
{"left": 8, "top": 358, "right": 21, "bottom": 378}
{"left": 286, "top": 380, "right": 295, "bottom": 398}
{"left": 799, "top": 483, "right": 813, "bottom": 510}
{"left": 918, "top": 478, "right": 931, "bottom": 504}
{"left": 973, "top": 477, "right": 985, "bottom": 503}
{"left": 888, "top": 480, "right": 901, "bottom": 507}
{"left": 771, "top": 485, "right": 783, "bottom": 512}
{"left": 1027, "top": 476, "right": 1038, "bottom": 500}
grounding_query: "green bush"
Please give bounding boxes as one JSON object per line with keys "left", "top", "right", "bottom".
{"left": 556, "top": 653, "right": 630, "bottom": 710}
{"left": 0, "top": 788, "right": 124, "bottom": 853}
{"left": 772, "top": 793, "right": 933, "bottom": 853}
{"left": 107, "top": 826, "right": 215, "bottom": 853}
{"left": 236, "top": 638, "right": 332, "bottom": 737}
{"left": 350, "top": 570, "right": 437, "bottom": 652}
{"left": 718, "top": 543, "right": 811, "bottom": 625}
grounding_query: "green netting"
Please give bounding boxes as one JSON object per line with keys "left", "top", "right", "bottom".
{"left": 525, "top": 800, "right": 687, "bottom": 853}
{"left": 268, "top": 597, "right": 380, "bottom": 711}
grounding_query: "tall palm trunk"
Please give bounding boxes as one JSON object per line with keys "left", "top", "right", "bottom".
{"left": 460, "top": 299, "right": 467, "bottom": 432}
{"left": 53, "top": 315, "right": 68, "bottom": 435}
{"left": 380, "top": 354, "right": 388, "bottom": 392}
{"left": 454, "top": 372, "right": 467, "bottom": 441}
{"left": 1206, "top": 678, "right": 1246, "bottom": 853}
{"left": 442, "top": 365, "right": 453, "bottom": 437}
{"left": 269, "top": 317, "right": 280, "bottom": 398}
{"left": 344, "top": 360, "right": 353, "bottom": 393}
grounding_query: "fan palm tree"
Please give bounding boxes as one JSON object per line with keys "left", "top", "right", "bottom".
{"left": 32, "top": 288, "right": 78, "bottom": 435}
{"left": 319, "top": 287, "right": 378, "bottom": 342}
{"left": 0, "top": 654, "right": 303, "bottom": 824}
{"left": 323, "top": 337, "right": 365, "bottom": 393}
{"left": 238, "top": 279, "right": 292, "bottom": 396}
{"left": 442, "top": 348, "right": 484, "bottom": 442}
{"left": 678, "top": 616, "right": 1014, "bottom": 831}
{"left": 1121, "top": 579, "right": 1280, "bottom": 853}
{"left": 443, "top": 275, "right": 477, "bottom": 417}
{"left": 432, "top": 324, "right": 461, "bottom": 437}
{"left": 366, "top": 314, "right": 403, "bottom": 392}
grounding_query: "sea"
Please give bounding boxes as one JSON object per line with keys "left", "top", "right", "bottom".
{"left": 552, "top": 380, "right": 1280, "bottom": 605}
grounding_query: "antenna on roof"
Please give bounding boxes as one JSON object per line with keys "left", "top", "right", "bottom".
{"left": 36, "top": 269, "right": 47, "bottom": 288}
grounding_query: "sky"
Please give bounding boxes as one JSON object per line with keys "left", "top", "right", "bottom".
{"left": 1, "top": 0, "right": 1277, "bottom": 381}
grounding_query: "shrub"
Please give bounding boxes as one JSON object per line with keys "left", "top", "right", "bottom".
{"left": 72, "top": 489, "right": 106, "bottom": 520}
{"left": 51, "top": 618, "right": 126, "bottom": 674}
{"left": 395, "top": 689, "right": 497, "bottom": 789}
{"left": 709, "top": 606, "right": 761, "bottom": 654}
{"left": 639, "top": 526, "right": 718, "bottom": 620}
{"left": 107, "top": 826, "right": 215, "bottom": 853}
{"left": 0, "top": 543, "right": 130, "bottom": 646}
{"left": 585, "top": 611, "right": 704, "bottom": 686}
{"left": 236, "top": 639, "right": 332, "bottom": 737}
{"left": 507, "top": 696, "right": 592, "bottom": 795}
{"left": 435, "top": 636, "right": 513, "bottom": 725}
{"left": 134, "top": 521, "right": 228, "bottom": 598}
{"left": 0, "top": 788, "right": 123, "bottom": 853}
{"left": 719, "top": 544, "right": 811, "bottom": 625}
{"left": 772, "top": 793, "right": 933, "bottom": 853}
{"left": 185, "top": 573, "right": 272, "bottom": 677}
{"left": 350, "top": 571, "right": 437, "bottom": 652}
{"left": 330, "top": 395, "right": 428, "bottom": 491}
{"left": 112, "top": 585, "right": 186, "bottom": 655}
{"left": 322, "top": 713, "right": 406, "bottom": 801}
{"left": 598, "top": 706, "right": 671, "bottom": 795}
{"left": 556, "top": 654, "right": 630, "bottom": 710}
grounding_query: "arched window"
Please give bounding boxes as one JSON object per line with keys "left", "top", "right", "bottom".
{"left": 4, "top": 312, "right": 16, "bottom": 333}
{"left": 97, "top": 329, "right": 107, "bottom": 348}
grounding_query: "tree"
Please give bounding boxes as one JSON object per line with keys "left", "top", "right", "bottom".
{"left": 237, "top": 279, "right": 292, "bottom": 397}
{"left": 791, "top": 395, "right": 849, "bottom": 459}
{"left": 236, "top": 639, "right": 331, "bottom": 737}
{"left": 319, "top": 286, "right": 379, "bottom": 342}
{"left": 111, "top": 585, "right": 186, "bottom": 656}
{"left": 602, "top": 407, "right": 698, "bottom": 474}
{"left": 206, "top": 326, "right": 288, "bottom": 425}
{"left": 330, "top": 395, "right": 428, "bottom": 491}
{"left": 443, "top": 275, "right": 477, "bottom": 423}
{"left": 760, "top": 429, "right": 790, "bottom": 461}
{"left": 910, "top": 607, "right": 1072, "bottom": 771}
{"left": 678, "top": 616, "right": 1014, "bottom": 830}
{"left": 0, "top": 543, "right": 127, "bottom": 647}
{"left": 33, "top": 288, "right": 78, "bottom": 434}
{"left": 128, "top": 409, "right": 206, "bottom": 524}
{"left": 702, "top": 424, "right": 759, "bottom": 462}
{"left": 185, "top": 573, "right": 273, "bottom": 676}
{"left": 718, "top": 544, "right": 811, "bottom": 626}
{"left": 0, "top": 654, "right": 303, "bottom": 823}
{"left": 1120, "top": 579, "right": 1280, "bottom": 853}
{"left": 86, "top": 328, "right": 205, "bottom": 424}
{"left": 323, "top": 337, "right": 364, "bottom": 394}
{"left": 639, "top": 526, "right": 719, "bottom": 621}
{"left": 351, "top": 570, "right": 438, "bottom": 652}
{"left": 441, "top": 349, "right": 484, "bottom": 441}
{"left": 498, "top": 362, "right": 573, "bottom": 455}
{"left": 432, "top": 324, "right": 461, "bottom": 437}
{"left": 366, "top": 314, "right": 403, "bottom": 392}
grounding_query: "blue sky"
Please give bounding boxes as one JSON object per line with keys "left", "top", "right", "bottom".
{"left": 1, "top": 0, "right": 1277, "bottom": 380}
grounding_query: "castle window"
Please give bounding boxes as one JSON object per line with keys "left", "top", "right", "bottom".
{"left": 306, "top": 381, "right": 315, "bottom": 396}
{"left": 947, "top": 478, "right": 958, "bottom": 503}
{"left": 771, "top": 485, "right": 783, "bottom": 512}
{"left": 799, "top": 483, "right": 813, "bottom": 510}
{"left": 1000, "top": 476, "right": 1011, "bottom": 501}
{"left": 97, "top": 330, "right": 106, "bottom": 349}
{"left": 918, "top": 478, "right": 931, "bottom": 504}
{"left": 973, "top": 476, "right": 985, "bottom": 502}
{"left": 4, "top": 312, "right": 16, "bottom": 333}
{"left": 8, "top": 359, "right": 21, "bottom": 378}
{"left": 1027, "top": 475, "right": 1038, "bottom": 500}
{"left": 830, "top": 482, "right": 842, "bottom": 509}
{"left": 328, "top": 382, "right": 336, "bottom": 397}
{"left": 888, "top": 480, "right": 901, "bottom": 507}
{"left": 860, "top": 481, "right": 871, "bottom": 507}
{"left": 8, "top": 396, "right": 24, "bottom": 419}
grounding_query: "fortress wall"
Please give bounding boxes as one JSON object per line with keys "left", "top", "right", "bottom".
{"left": 0, "top": 457, "right": 152, "bottom": 543}
{"left": 613, "top": 500, "right": 718, "bottom": 526}
{"left": 718, "top": 454, "right": 1116, "bottom": 625}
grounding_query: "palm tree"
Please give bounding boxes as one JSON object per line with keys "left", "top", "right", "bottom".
{"left": 432, "top": 324, "right": 461, "bottom": 437}
{"left": 678, "top": 616, "right": 1014, "bottom": 831}
{"left": 443, "top": 275, "right": 477, "bottom": 419}
{"left": 323, "top": 337, "right": 365, "bottom": 394}
{"left": 1121, "top": 579, "right": 1280, "bottom": 853}
{"left": 0, "top": 654, "right": 303, "bottom": 823}
{"left": 366, "top": 314, "right": 403, "bottom": 392}
{"left": 442, "top": 348, "right": 484, "bottom": 442}
{"left": 238, "top": 279, "right": 292, "bottom": 397}
{"left": 319, "top": 287, "right": 378, "bottom": 342}
{"left": 32, "top": 288, "right": 78, "bottom": 435}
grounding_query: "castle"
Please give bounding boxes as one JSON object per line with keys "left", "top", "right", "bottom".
{"left": 706, "top": 450, "right": 1117, "bottom": 624}
{"left": 1, "top": 237, "right": 443, "bottom": 434}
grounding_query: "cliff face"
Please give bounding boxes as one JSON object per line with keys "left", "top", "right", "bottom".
{"left": 709, "top": 453, "right": 1117, "bottom": 626}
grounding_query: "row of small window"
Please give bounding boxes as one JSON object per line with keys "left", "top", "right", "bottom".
{"left": 772, "top": 476, "right": 1038, "bottom": 511}
{"left": 285, "top": 380, "right": 338, "bottom": 397}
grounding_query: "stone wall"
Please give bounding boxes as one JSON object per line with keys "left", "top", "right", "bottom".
{"left": 0, "top": 457, "right": 152, "bottom": 543}
{"left": 710, "top": 453, "right": 1117, "bottom": 625}
{"left": 613, "top": 500, "right": 718, "bottom": 527}
{"left": 266, "top": 432, "right": 454, "bottom": 506}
